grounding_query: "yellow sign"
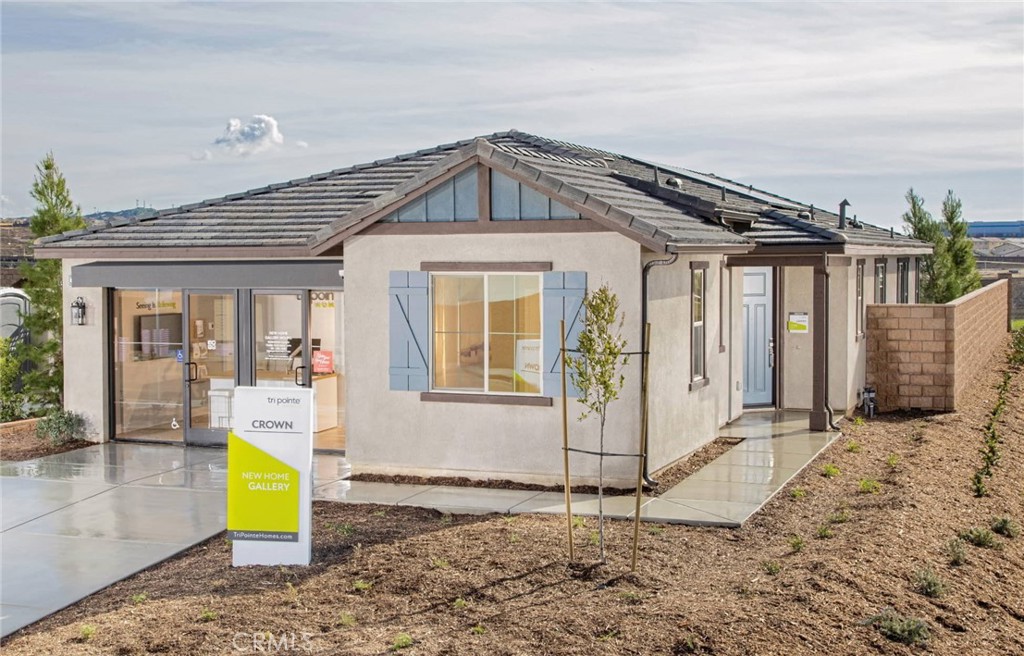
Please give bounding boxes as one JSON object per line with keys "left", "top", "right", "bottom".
{"left": 227, "top": 432, "right": 300, "bottom": 541}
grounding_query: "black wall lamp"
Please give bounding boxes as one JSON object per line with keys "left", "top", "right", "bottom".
{"left": 70, "top": 296, "right": 87, "bottom": 326}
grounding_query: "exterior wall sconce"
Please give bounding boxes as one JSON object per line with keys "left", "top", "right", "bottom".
{"left": 70, "top": 296, "right": 87, "bottom": 326}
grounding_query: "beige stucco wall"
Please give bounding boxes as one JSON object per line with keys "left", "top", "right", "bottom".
{"left": 344, "top": 232, "right": 644, "bottom": 487}
{"left": 63, "top": 258, "right": 108, "bottom": 441}
{"left": 644, "top": 254, "right": 742, "bottom": 475}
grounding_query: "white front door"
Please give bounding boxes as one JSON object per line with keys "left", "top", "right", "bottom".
{"left": 743, "top": 267, "right": 774, "bottom": 406}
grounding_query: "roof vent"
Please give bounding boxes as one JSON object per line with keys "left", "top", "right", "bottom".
{"left": 665, "top": 177, "right": 683, "bottom": 188}
{"left": 838, "top": 199, "right": 850, "bottom": 230}
{"left": 797, "top": 211, "right": 811, "bottom": 219}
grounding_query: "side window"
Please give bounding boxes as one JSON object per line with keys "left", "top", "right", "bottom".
{"left": 897, "top": 258, "right": 910, "bottom": 304}
{"left": 874, "top": 259, "right": 887, "bottom": 304}
{"left": 691, "top": 263, "right": 707, "bottom": 382}
{"left": 856, "top": 260, "right": 865, "bottom": 335}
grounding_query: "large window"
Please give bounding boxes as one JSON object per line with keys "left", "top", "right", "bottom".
{"left": 432, "top": 274, "right": 541, "bottom": 394}
{"left": 874, "top": 259, "right": 887, "bottom": 304}
{"left": 691, "top": 264, "right": 707, "bottom": 382}
{"left": 897, "top": 258, "right": 910, "bottom": 304}
{"left": 856, "top": 260, "right": 865, "bottom": 336}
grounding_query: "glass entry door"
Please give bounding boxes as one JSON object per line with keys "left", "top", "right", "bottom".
{"left": 183, "top": 290, "right": 237, "bottom": 445}
{"left": 253, "top": 292, "right": 310, "bottom": 390}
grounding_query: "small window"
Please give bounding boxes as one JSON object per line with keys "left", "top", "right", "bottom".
{"left": 718, "top": 262, "right": 726, "bottom": 352}
{"left": 490, "top": 170, "right": 580, "bottom": 220}
{"left": 432, "top": 273, "right": 541, "bottom": 394}
{"left": 856, "top": 260, "right": 865, "bottom": 335}
{"left": 914, "top": 257, "right": 921, "bottom": 303}
{"left": 691, "top": 264, "right": 707, "bottom": 382}
{"left": 896, "top": 258, "right": 910, "bottom": 304}
{"left": 874, "top": 259, "right": 887, "bottom": 304}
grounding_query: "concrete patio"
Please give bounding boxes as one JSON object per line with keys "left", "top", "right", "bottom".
{"left": 1, "top": 411, "right": 835, "bottom": 638}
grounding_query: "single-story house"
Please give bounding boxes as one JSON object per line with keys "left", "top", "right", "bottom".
{"left": 38, "top": 131, "right": 930, "bottom": 486}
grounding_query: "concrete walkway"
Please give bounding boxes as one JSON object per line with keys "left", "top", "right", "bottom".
{"left": 2, "top": 413, "right": 833, "bottom": 637}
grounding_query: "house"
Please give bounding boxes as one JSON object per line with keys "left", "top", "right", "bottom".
{"left": 36, "top": 131, "right": 930, "bottom": 486}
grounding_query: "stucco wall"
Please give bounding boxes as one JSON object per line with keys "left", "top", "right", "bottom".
{"left": 644, "top": 254, "right": 741, "bottom": 476}
{"left": 63, "top": 258, "right": 108, "bottom": 441}
{"left": 344, "top": 232, "right": 643, "bottom": 487}
{"left": 781, "top": 267, "right": 813, "bottom": 409}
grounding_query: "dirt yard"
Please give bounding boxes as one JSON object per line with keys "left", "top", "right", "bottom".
{"left": 0, "top": 417, "right": 92, "bottom": 461}
{"left": 3, "top": 341, "right": 1022, "bottom": 655}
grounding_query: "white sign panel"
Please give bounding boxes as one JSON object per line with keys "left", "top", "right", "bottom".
{"left": 228, "top": 386, "right": 313, "bottom": 567}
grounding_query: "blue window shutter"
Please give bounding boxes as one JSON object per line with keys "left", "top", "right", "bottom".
{"left": 543, "top": 271, "right": 587, "bottom": 397}
{"left": 388, "top": 271, "right": 429, "bottom": 391}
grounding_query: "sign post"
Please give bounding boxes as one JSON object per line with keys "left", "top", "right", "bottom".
{"left": 228, "top": 386, "right": 313, "bottom": 567}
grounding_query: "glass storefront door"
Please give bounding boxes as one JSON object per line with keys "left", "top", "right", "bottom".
{"left": 253, "top": 292, "right": 309, "bottom": 391}
{"left": 183, "top": 291, "right": 236, "bottom": 445}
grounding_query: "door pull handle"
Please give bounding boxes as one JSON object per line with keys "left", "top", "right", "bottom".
{"left": 294, "top": 365, "right": 307, "bottom": 386}
{"left": 186, "top": 361, "right": 199, "bottom": 382}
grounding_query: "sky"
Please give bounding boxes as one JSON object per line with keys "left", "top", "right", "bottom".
{"left": 2, "top": 2, "right": 1022, "bottom": 230}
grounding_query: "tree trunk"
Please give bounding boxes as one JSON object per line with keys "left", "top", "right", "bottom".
{"left": 598, "top": 414, "right": 605, "bottom": 562}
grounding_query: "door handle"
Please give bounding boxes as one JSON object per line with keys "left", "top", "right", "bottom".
{"left": 294, "top": 365, "right": 306, "bottom": 386}
{"left": 187, "top": 362, "right": 199, "bottom": 382}
{"left": 768, "top": 338, "right": 776, "bottom": 369}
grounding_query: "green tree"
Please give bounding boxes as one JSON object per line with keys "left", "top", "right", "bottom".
{"left": 901, "top": 188, "right": 980, "bottom": 304}
{"left": 16, "top": 153, "right": 86, "bottom": 410}
{"left": 936, "top": 190, "right": 981, "bottom": 302}
{"left": 566, "top": 284, "right": 628, "bottom": 563}
{"left": 1, "top": 337, "right": 29, "bottom": 422}
{"left": 902, "top": 188, "right": 942, "bottom": 303}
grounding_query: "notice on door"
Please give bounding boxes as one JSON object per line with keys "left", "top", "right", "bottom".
{"left": 228, "top": 386, "right": 313, "bottom": 566}
{"left": 787, "top": 312, "right": 810, "bottom": 334}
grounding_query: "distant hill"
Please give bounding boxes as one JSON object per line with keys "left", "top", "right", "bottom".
{"left": 3, "top": 206, "right": 157, "bottom": 226}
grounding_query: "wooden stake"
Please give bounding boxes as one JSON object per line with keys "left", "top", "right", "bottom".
{"left": 560, "top": 319, "right": 575, "bottom": 562}
{"left": 631, "top": 322, "right": 652, "bottom": 572}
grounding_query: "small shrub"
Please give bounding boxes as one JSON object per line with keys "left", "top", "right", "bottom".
{"left": 858, "top": 478, "right": 881, "bottom": 494}
{"left": 439, "top": 513, "right": 453, "bottom": 525}
{"left": 198, "top": 609, "right": 217, "bottom": 622}
{"left": 79, "top": 624, "right": 97, "bottom": 641}
{"left": 647, "top": 524, "right": 665, "bottom": 535}
{"left": 470, "top": 624, "right": 487, "bottom": 635}
{"left": 788, "top": 534, "right": 805, "bottom": 553}
{"left": 130, "top": 592, "right": 148, "bottom": 605}
{"left": 329, "top": 522, "right": 355, "bottom": 537}
{"left": 845, "top": 440, "right": 862, "bottom": 453}
{"left": 912, "top": 568, "right": 946, "bottom": 598}
{"left": 862, "top": 608, "right": 929, "bottom": 646}
{"left": 572, "top": 516, "right": 587, "bottom": 529}
{"left": 431, "top": 557, "right": 450, "bottom": 569}
{"left": 619, "top": 591, "right": 642, "bottom": 605}
{"left": 391, "top": 633, "right": 413, "bottom": 650}
{"left": 35, "top": 409, "right": 86, "bottom": 446}
{"left": 971, "top": 471, "right": 990, "bottom": 497}
{"left": 353, "top": 580, "right": 373, "bottom": 592}
{"left": 886, "top": 453, "right": 901, "bottom": 470}
{"left": 959, "top": 527, "right": 1000, "bottom": 549}
{"left": 821, "top": 464, "right": 841, "bottom": 479}
{"left": 508, "top": 533, "right": 520, "bottom": 544}
{"left": 790, "top": 487, "right": 807, "bottom": 500}
{"left": 816, "top": 525, "right": 834, "bottom": 539}
{"left": 852, "top": 416, "right": 866, "bottom": 428}
{"left": 992, "top": 517, "right": 1020, "bottom": 538}
{"left": 944, "top": 538, "right": 967, "bottom": 566}
{"left": 827, "top": 508, "right": 851, "bottom": 524}
{"left": 761, "top": 561, "right": 781, "bottom": 575}
{"left": 452, "top": 598, "right": 468, "bottom": 609}
{"left": 338, "top": 612, "right": 357, "bottom": 628}
{"left": 589, "top": 530, "right": 600, "bottom": 546}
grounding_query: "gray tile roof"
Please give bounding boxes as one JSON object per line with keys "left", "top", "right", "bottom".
{"left": 37, "top": 130, "right": 929, "bottom": 254}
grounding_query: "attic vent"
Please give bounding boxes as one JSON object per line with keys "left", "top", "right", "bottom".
{"left": 665, "top": 177, "right": 683, "bottom": 188}
{"left": 797, "top": 211, "right": 811, "bottom": 220}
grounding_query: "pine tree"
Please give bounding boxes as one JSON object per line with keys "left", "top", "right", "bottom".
{"left": 938, "top": 190, "right": 980, "bottom": 302}
{"left": 902, "top": 188, "right": 942, "bottom": 303}
{"left": 16, "top": 153, "right": 86, "bottom": 410}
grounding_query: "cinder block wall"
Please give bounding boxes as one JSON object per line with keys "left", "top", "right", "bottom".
{"left": 866, "top": 279, "right": 1009, "bottom": 412}
{"left": 981, "top": 273, "right": 1023, "bottom": 321}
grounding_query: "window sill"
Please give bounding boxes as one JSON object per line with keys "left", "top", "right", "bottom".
{"left": 689, "top": 377, "right": 709, "bottom": 391}
{"left": 420, "top": 392, "right": 553, "bottom": 407}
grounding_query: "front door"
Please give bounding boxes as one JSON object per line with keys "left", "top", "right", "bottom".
{"left": 743, "top": 267, "right": 774, "bottom": 406}
{"left": 183, "top": 290, "right": 237, "bottom": 445}
{"left": 252, "top": 291, "right": 311, "bottom": 390}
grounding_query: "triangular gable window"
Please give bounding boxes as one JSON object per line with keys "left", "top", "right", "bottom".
{"left": 490, "top": 170, "right": 580, "bottom": 221}
{"left": 382, "top": 167, "right": 478, "bottom": 223}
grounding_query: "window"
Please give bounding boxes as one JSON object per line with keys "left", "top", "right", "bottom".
{"left": 897, "top": 258, "right": 910, "bottom": 304}
{"left": 490, "top": 170, "right": 581, "bottom": 220}
{"left": 874, "top": 259, "right": 887, "bottom": 304}
{"left": 381, "top": 167, "right": 478, "bottom": 223}
{"left": 432, "top": 273, "right": 541, "bottom": 394}
{"left": 691, "top": 263, "right": 707, "bottom": 382}
{"left": 856, "top": 260, "right": 865, "bottom": 335}
{"left": 718, "top": 262, "right": 726, "bottom": 352}
{"left": 914, "top": 257, "right": 921, "bottom": 303}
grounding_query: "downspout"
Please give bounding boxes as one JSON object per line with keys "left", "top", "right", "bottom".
{"left": 822, "top": 259, "right": 841, "bottom": 431}
{"left": 641, "top": 251, "right": 679, "bottom": 486}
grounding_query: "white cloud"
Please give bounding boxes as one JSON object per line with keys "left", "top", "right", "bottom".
{"left": 295, "top": 140, "right": 308, "bottom": 149}
{"left": 213, "top": 114, "right": 284, "bottom": 156}
{"left": 190, "top": 149, "right": 212, "bottom": 162}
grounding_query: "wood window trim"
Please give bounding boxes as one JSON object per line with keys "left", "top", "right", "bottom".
{"left": 855, "top": 259, "right": 866, "bottom": 340}
{"left": 420, "top": 392, "right": 552, "bottom": 407}
{"left": 421, "top": 261, "right": 552, "bottom": 272}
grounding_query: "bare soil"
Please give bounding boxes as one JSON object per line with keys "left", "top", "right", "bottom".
{"left": 350, "top": 437, "right": 740, "bottom": 497}
{"left": 0, "top": 417, "right": 92, "bottom": 461}
{"left": 3, "top": 341, "right": 1023, "bottom": 655}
